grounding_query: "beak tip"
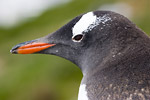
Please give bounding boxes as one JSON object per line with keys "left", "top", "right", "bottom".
{"left": 10, "top": 44, "right": 20, "bottom": 54}
{"left": 10, "top": 48, "right": 18, "bottom": 54}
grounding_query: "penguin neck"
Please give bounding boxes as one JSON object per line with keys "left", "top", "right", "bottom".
{"left": 79, "top": 42, "right": 150, "bottom": 100}
{"left": 80, "top": 39, "right": 122, "bottom": 77}
{"left": 80, "top": 34, "right": 150, "bottom": 83}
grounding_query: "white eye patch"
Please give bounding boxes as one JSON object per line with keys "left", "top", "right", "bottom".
{"left": 72, "top": 12, "right": 112, "bottom": 41}
{"left": 72, "top": 12, "right": 97, "bottom": 38}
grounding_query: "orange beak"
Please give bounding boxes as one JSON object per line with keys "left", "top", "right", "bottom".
{"left": 11, "top": 42, "right": 55, "bottom": 54}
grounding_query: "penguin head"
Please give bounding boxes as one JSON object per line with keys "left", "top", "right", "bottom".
{"left": 10, "top": 11, "right": 136, "bottom": 71}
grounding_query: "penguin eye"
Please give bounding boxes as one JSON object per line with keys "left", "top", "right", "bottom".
{"left": 72, "top": 34, "right": 84, "bottom": 42}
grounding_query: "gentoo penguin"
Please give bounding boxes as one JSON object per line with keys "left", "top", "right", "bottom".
{"left": 11, "top": 11, "right": 150, "bottom": 100}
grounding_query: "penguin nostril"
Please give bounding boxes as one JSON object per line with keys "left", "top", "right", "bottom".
{"left": 72, "top": 34, "right": 84, "bottom": 42}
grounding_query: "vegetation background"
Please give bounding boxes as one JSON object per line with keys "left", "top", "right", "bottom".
{"left": 0, "top": 0, "right": 150, "bottom": 100}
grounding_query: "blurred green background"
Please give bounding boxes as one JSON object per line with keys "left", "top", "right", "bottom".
{"left": 0, "top": 0, "right": 150, "bottom": 100}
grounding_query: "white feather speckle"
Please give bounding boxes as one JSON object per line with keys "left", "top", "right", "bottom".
{"left": 112, "top": 55, "right": 116, "bottom": 58}
{"left": 72, "top": 12, "right": 112, "bottom": 39}
{"left": 55, "top": 50, "right": 59, "bottom": 53}
{"left": 78, "top": 84, "right": 89, "bottom": 100}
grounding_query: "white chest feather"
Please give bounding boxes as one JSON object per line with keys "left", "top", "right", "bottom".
{"left": 78, "top": 84, "right": 89, "bottom": 100}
